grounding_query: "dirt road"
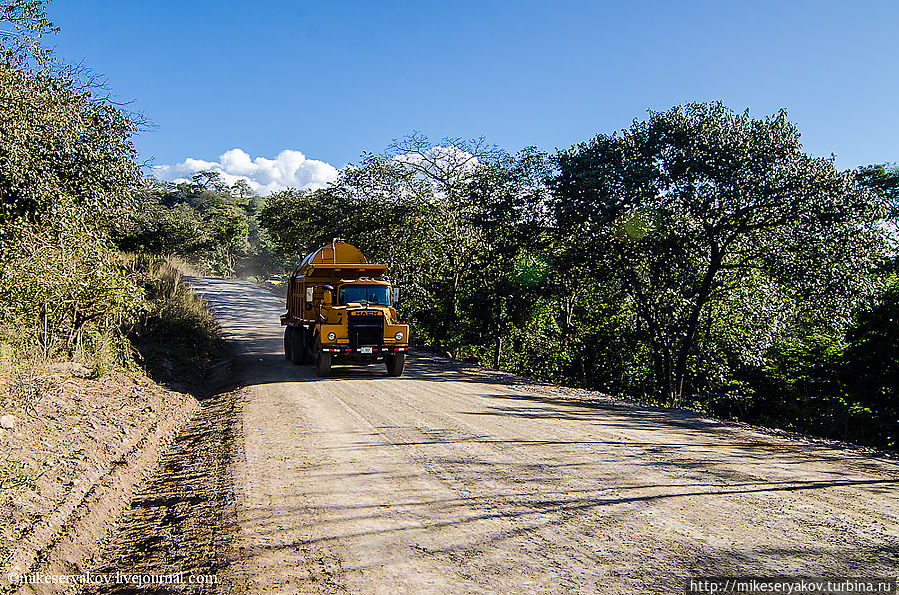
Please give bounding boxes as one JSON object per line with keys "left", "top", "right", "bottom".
{"left": 187, "top": 277, "right": 898, "bottom": 594}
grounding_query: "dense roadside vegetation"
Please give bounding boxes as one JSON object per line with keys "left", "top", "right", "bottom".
{"left": 117, "top": 172, "right": 278, "bottom": 279}
{"left": 2, "top": 1, "right": 896, "bottom": 451}
{"left": 1, "top": 0, "right": 137, "bottom": 369}
{"left": 0, "top": 1, "right": 223, "bottom": 403}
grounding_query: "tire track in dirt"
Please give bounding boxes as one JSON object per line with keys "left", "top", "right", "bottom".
{"left": 79, "top": 391, "right": 239, "bottom": 595}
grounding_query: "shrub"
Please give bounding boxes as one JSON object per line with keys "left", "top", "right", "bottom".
{"left": 0, "top": 204, "right": 143, "bottom": 364}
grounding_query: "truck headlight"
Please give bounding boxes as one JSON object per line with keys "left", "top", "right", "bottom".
{"left": 327, "top": 332, "right": 336, "bottom": 341}
{"left": 395, "top": 332, "right": 404, "bottom": 341}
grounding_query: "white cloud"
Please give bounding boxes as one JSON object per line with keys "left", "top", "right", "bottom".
{"left": 392, "top": 145, "right": 480, "bottom": 176}
{"left": 152, "top": 148, "right": 338, "bottom": 195}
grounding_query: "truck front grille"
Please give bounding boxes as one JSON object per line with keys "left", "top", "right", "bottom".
{"left": 348, "top": 312, "right": 384, "bottom": 348}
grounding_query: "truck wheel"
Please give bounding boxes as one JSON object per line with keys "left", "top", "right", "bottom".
{"left": 314, "top": 335, "right": 331, "bottom": 377}
{"left": 284, "top": 327, "right": 292, "bottom": 360}
{"left": 385, "top": 353, "right": 405, "bottom": 377}
{"left": 290, "top": 328, "right": 304, "bottom": 365}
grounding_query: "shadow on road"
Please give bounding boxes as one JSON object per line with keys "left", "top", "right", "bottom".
{"left": 225, "top": 472, "right": 899, "bottom": 582}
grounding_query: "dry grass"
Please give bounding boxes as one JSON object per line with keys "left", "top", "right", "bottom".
{"left": 129, "top": 256, "right": 226, "bottom": 390}
{"left": 0, "top": 345, "right": 49, "bottom": 409}
{"left": 0, "top": 345, "right": 48, "bottom": 507}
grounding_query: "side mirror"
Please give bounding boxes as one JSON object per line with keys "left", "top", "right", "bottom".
{"left": 322, "top": 285, "right": 334, "bottom": 306}
{"left": 391, "top": 287, "right": 400, "bottom": 305}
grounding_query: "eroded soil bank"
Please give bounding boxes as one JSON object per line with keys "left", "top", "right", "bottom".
{"left": 0, "top": 365, "right": 199, "bottom": 595}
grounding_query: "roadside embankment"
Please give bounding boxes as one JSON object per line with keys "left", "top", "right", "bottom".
{"left": 0, "top": 258, "right": 234, "bottom": 594}
{"left": 0, "top": 364, "right": 200, "bottom": 594}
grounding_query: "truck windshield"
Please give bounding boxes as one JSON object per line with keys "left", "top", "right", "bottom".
{"left": 339, "top": 285, "right": 391, "bottom": 306}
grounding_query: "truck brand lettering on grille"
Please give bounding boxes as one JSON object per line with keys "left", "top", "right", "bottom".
{"left": 350, "top": 311, "right": 382, "bottom": 316}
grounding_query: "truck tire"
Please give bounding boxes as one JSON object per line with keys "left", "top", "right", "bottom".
{"left": 314, "top": 335, "right": 331, "bottom": 377}
{"left": 290, "top": 328, "right": 304, "bottom": 365}
{"left": 284, "top": 327, "right": 292, "bottom": 360}
{"left": 385, "top": 353, "right": 405, "bottom": 377}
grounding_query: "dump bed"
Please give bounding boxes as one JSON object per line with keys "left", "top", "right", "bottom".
{"left": 286, "top": 240, "right": 389, "bottom": 323}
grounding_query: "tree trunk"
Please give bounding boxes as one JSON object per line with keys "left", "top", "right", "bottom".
{"left": 493, "top": 293, "right": 503, "bottom": 368}
{"left": 651, "top": 345, "right": 664, "bottom": 396}
{"left": 673, "top": 243, "right": 722, "bottom": 401}
{"left": 443, "top": 259, "right": 462, "bottom": 346}
{"left": 663, "top": 344, "right": 674, "bottom": 402}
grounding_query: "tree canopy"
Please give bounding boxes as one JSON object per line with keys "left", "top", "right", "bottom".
{"left": 551, "top": 102, "right": 888, "bottom": 401}
{"left": 0, "top": 0, "right": 139, "bottom": 230}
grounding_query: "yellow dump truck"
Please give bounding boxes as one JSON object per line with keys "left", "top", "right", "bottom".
{"left": 280, "top": 239, "right": 410, "bottom": 377}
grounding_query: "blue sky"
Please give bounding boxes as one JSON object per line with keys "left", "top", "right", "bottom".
{"left": 46, "top": 0, "right": 898, "bottom": 191}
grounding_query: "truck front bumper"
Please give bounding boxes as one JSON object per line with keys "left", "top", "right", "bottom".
{"left": 321, "top": 345, "right": 409, "bottom": 354}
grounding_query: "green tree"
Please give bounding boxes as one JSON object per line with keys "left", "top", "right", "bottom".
{"left": 1, "top": 0, "right": 58, "bottom": 68}
{"left": 381, "top": 133, "right": 505, "bottom": 350}
{"left": 1, "top": 0, "right": 142, "bottom": 360}
{"left": 0, "top": 204, "right": 142, "bottom": 356}
{"left": 0, "top": 69, "right": 139, "bottom": 228}
{"left": 464, "top": 147, "right": 553, "bottom": 367}
{"left": 857, "top": 163, "right": 899, "bottom": 218}
{"left": 231, "top": 178, "right": 255, "bottom": 200}
{"left": 203, "top": 204, "right": 249, "bottom": 275}
{"left": 191, "top": 170, "right": 227, "bottom": 193}
{"left": 118, "top": 179, "right": 268, "bottom": 278}
{"left": 840, "top": 281, "right": 899, "bottom": 448}
{"left": 551, "top": 102, "right": 888, "bottom": 401}
{"left": 0, "top": 0, "right": 139, "bottom": 231}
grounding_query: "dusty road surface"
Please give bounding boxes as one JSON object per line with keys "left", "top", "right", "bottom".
{"left": 187, "top": 277, "right": 899, "bottom": 594}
